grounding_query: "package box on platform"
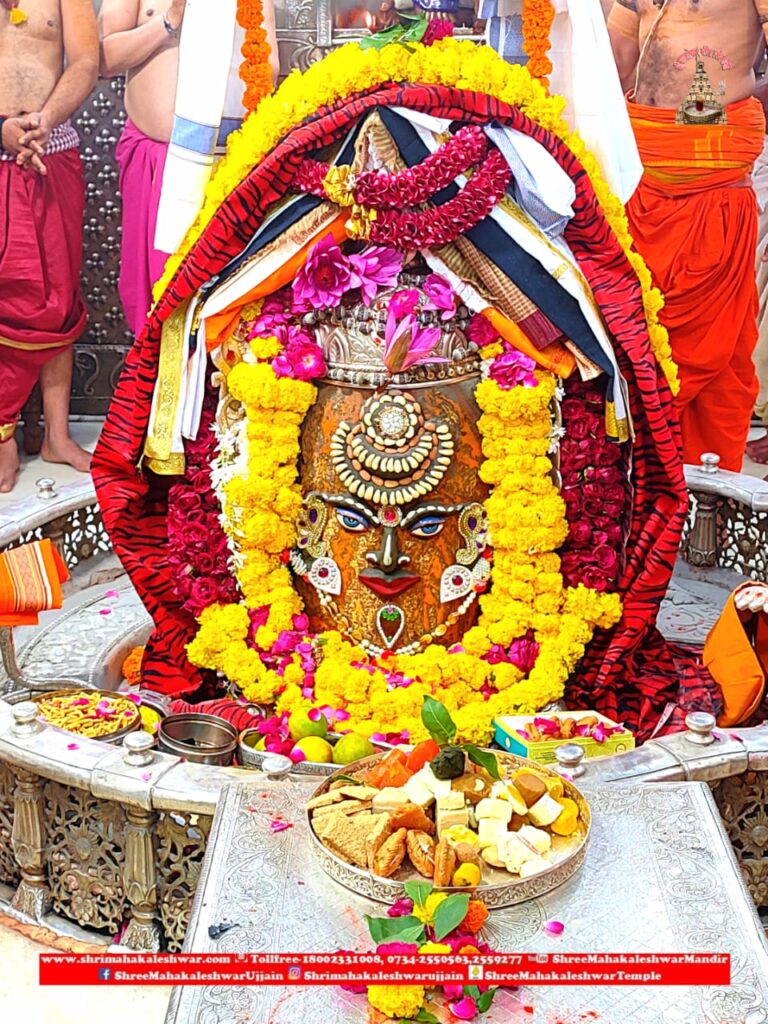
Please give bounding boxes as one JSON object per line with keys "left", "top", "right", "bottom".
{"left": 493, "top": 713, "right": 635, "bottom": 765}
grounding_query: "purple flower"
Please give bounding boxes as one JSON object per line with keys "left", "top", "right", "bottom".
{"left": 292, "top": 234, "right": 352, "bottom": 310}
{"left": 348, "top": 246, "right": 403, "bottom": 305}
{"left": 466, "top": 312, "right": 499, "bottom": 348}
{"left": 423, "top": 274, "right": 456, "bottom": 319}
{"left": 489, "top": 347, "right": 538, "bottom": 389}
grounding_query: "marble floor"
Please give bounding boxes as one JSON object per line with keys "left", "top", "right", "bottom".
{"left": 0, "top": 420, "right": 101, "bottom": 509}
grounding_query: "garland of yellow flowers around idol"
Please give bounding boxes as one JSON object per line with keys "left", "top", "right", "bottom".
{"left": 153, "top": 38, "right": 677, "bottom": 394}
{"left": 187, "top": 338, "right": 622, "bottom": 745}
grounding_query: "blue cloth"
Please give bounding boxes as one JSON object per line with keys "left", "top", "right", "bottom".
{"left": 477, "top": 3, "right": 526, "bottom": 64}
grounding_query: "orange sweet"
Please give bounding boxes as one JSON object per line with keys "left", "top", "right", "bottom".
{"left": 550, "top": 797, "right": 579, "bottom": 836}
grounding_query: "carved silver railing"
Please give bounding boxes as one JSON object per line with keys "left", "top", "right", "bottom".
{"left": 0, "top": 696, "right": 767, "bottom": 952}
{"left": 683, "top": 454, "right": 768, "bottom": 578}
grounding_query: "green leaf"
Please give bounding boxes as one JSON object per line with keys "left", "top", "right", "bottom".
{"left": 358, "top": 24, "right": 405, "bottom": 50}
{"left": 365, "top": 914, "right": 426, "bottom": 946}
{"left": 432, "top": 892, "right": 470, "bottom": 941}
{"left": 464, "top": 985, "right": 481, "bottom": 1000}
{"left": 333, "top": 773, "right": 362, "bottom": 785}
{"left": 414, "top": 1010, "right": 440, "bottom": 1024}
{"left": 399, "top": 17, "right": 428, "bottom": 43}
{"left": 464, "top": 743, "right": 501, "bottom": 781}
{"left": 403, "top": 880, "right": 432, "bottom": 908}
{"left": 421, "top": 696, "right": 457, "bottom": 747}
{"left": 477, "top": 988, "right": 498, "bottom": 1013}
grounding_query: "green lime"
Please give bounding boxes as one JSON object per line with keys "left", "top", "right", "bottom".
{"left": 288, "top": 709, "right": 328, "bottom": 741}
{"left": 294, "top": 736, "right": 334, "bottom": 763}
{"left": 332, "top": 733, "right": 375, "bottom": 765}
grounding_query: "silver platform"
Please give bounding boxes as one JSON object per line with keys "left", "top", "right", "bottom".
{"left": 166, "top": 779, "right": 768, "bottom": 1024}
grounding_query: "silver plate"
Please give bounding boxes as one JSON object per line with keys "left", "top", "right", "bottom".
{"left": 166, "top": 779, "right": 768, "bottom": 1024}
{"left": 306, "top": 751, "right": 590, "bottom": 907}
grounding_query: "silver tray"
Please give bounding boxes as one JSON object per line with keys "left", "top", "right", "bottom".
{"left": 238, "top": 728, "right": 394, "bottom": 776}
{"left": 306, "top": 751, "right": 590, "bottom": 908}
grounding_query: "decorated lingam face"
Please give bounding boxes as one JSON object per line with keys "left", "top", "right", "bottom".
{"left": 292, "top": 379, "right": 491, "bottom": 655}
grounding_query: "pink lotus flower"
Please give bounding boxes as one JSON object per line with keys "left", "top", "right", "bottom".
{"left": 292, "top": 234, "right": 352, "bottom": 310}
{"left": 449, "top": 996, "right": 478, "bottom": 1020}
{"left": 508, "top": 633, "right": 540, "bottom": 674}
{"left": 349, "top": 246, "right": 403, "bottom": 305}
{"left": 489, "top": 347, "right": 538, "bottom": 389}
{"left": 423, "top": 274, "right": 457, "bottom": 319}
{"left": 384, "top": 290, "right": 444, "bottom": 374}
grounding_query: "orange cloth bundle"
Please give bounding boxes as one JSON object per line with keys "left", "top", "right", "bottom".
{"left": 626, "top": 97, "right": 766, "bottom": 471}
{"left": 703, "top": 584, "right": 768, "bottom": 727}
{"left": 0, "top": 539, "right": 69, "bottom": 626}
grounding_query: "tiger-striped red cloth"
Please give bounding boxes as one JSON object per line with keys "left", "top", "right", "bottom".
{"left": 92, "top": 83, "right": 719, "bottom": 740}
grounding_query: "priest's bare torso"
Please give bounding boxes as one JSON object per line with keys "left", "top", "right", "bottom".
{"left": 0, "top": 0, "right": 64, "bottom": 116}
{"left": 609, "top": 0, "right": 766, "bottom": 108}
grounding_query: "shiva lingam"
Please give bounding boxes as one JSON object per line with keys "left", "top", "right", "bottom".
{"left": 290, "top": 268, "right": 492, "bottom": 657}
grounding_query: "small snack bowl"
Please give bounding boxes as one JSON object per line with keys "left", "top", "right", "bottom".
{"left": 157, "top": 713, "right": 238, "bottom": 765}
{"left": 33, "top": 689, "right": 142, "bottom": 743}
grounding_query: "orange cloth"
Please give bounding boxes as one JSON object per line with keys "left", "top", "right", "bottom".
{"left": 626, "top": 97, "right": 766, "bottom": 471}
{"left": 205, "top": 215, "right": 349, "bottom": 352}
{"left": 0, "top": 539, "right": 69, "bottom": 626}
{"left": 482, "top": 308, "right": 576, "bottom": 378}
{"left": 703, "top": 584, "right": 768, "bottom": 727}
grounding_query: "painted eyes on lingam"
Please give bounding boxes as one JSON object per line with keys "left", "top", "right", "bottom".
{"left": 291, "top": 389, "right": 492, "bottom": 656}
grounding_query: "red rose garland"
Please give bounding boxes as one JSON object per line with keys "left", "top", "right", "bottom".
{"left": 362, "top": 148, "right": 511, "bottom": 248}
{"left": 292, "top": 125, "right": 489, "bottom": 209}
{"left": 167, "top": 399, "right": 241, "bottom": 618}
{"left": 559, "top": 380, "right": 632, "bottom": 593}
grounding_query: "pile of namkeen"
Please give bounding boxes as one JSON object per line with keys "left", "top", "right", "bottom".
{"left": 309, "top": 700, "right": 584, "bottom": 886}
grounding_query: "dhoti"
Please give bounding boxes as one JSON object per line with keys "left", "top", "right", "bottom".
{"left": 115, "top": 119, "right": 170, "bottom": 337}
{"left": 626, "top": 97, "right": 766, "bottom": 471}
{"left": 0, "top": 145, "right": 87, "bottom": 440}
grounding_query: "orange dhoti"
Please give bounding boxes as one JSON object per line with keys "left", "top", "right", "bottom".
{"left": 626, "top": 98, "right": 766, "bottom": 471}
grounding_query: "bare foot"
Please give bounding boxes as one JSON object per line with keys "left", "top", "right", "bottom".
{"left": 0, "top": 437, "right": 20, "bottom": 493}
{"left": 746, "top": 433, "right": 768, "bottom": 465}
{"left": 41, "top": 437, "right": 92, "bottom": 474}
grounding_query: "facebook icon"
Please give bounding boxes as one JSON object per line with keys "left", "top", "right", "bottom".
{"left": 98, "top": 968, "right": 112, "bottom": 981}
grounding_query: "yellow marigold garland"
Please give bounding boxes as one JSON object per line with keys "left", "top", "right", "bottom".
{"left": 521, "top": 0, "right": 556, "bottom": 87}
{"left": 187, "top": 354, "right": 622, "bottom": 744}
{"left": 236, "top": 0, "right": 274, "bottom": 114}
{"left": 153, "top": 38, "right": 677, "bottom": 394}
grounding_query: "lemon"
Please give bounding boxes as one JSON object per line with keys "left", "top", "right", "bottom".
{"left": 293, "top": 736, "right": 334, "bottom": 763}
{"left": 332, "top": 733, "right": 375, "bottom": 765}
{"left": 288, "top": 709, "right": 328, "bottom": 741}
{"left": 452, "top": 863, "right": 482, "bottom": 888}
{"left": 139, "top": 707, "right": 162, "bottom": 733}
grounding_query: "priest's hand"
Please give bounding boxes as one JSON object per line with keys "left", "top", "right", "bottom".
{"left": 734, "top": 585, "right": 768, "bottom": 614}
{"left": 1, "top": 117, "right": 46, "bottom": 175}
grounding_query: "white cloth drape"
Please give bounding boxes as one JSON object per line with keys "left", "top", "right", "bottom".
{"left": 153, "top": 0, "right": 245, "bottom": 255}
{"left": 480, "top": 0, "right": 642, "bottom": 204}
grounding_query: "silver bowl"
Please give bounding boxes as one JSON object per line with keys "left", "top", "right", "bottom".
{"left": 238, "top": 729, "right": 393, "bottom": 776}
{"left": 158, "top": 713, "right": 238, "bottom": 766}
{"left": 306, "top": 750, "right": 591, "bottom": 907}
{"left": 32, "top": 688, "right": 142, "bottom": 743}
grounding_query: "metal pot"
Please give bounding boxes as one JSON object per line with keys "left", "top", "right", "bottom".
{"left": 158, "top": 713, "right": 238, "bottom": 766}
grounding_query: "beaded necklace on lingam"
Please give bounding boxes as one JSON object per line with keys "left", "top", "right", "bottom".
{"left": 1, "top": 1, "right": 27, "bottom": 25}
